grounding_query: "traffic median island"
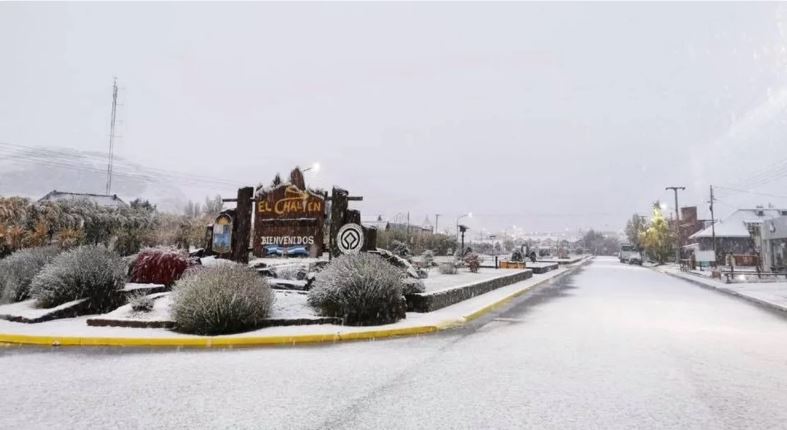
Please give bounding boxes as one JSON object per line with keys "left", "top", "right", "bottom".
{"left": 0, "top": 257, "right": 591, "bottom": 348}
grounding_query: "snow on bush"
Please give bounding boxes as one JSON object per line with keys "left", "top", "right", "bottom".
{"left": 275, "top": 264, "right": 308, "bottom": 281}
{"left": 171, "top": 263, "right": 274, "bottom": 335}
{"left": 29, "top": 245, "right": 126, "bottom": 309}
{"left": 0, "top": 246, "right": 60, "bottom": 303}
{"left": 128, "top": 292, "right": 155, "bottom": 312}
{"left": 390, "top": 240, "right": 411, "bottom": 258}
{"left": 438, "top": 262, "right": 457, "bottom": 275}
{"left": 308, "top": 253, "right": 406, "bottom": 326}
{"left": 129, "top": 247, "right": 190, "bottom": 286}
{"left": 421, "top": 250, "right": 435, "bottom": 267}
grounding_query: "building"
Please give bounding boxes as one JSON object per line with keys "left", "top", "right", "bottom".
{"left": 688, "top": 207, "right": 787, "bottom": 262}
{"left": 760, "top": 215, "right": 787, "bottom": 271}
{"left": 361, "top": 215, "right": 433, "bottom": 235}
{"left": 38, "top": 190, "right": 129, "bottom": 209}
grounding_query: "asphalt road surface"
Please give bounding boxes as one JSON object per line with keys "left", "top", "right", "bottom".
{"left": 2, "top": 256, "right": 787, "bottom": 429}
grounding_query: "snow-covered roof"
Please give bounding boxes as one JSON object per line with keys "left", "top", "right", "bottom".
{"left": 690, "top": 208, "right": 787, "bottom": 239}
{"left": 38, "top": 190, "right": 129, "bottom": 209}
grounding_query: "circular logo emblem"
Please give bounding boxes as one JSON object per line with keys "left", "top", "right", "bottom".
{"left": 337, "top": 223, "right": 364, "bottom": 254}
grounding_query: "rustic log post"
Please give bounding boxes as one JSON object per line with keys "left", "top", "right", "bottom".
{"left": 231, "top": 186, "right": 253, "bottom": 263}
{"left": 204, "top": 225, "right": 214, "bottom": 255}
{"left": 329, "top": 187, "right": 349, "bottom": 256}
{"left": 346, "top": 209, "right": 361, "bottom": 225}
{"left": 362, "top": 227, "right": 377, "bottom": 251}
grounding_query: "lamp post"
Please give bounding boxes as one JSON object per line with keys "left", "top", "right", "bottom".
{"left": 456, "top": 212, "right": 472, "bottom": 253}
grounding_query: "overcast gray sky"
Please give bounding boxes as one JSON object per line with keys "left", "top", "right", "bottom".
{"left": 3, "top": 2, "right": 787, "bottom": 234}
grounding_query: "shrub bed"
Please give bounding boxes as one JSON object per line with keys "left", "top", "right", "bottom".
{"left": 29, "top": 245, "right": 126, "bottom": 310}
{"left": 308, "top": 253, "right": 406, "bottom": 326}
{"left": 171, "top": 263, "right": 274, "bottom": 335}
{"left": 0, "top": 246, "right": 60, "bottom": 303}
{"left": 129, "top": 247, "right": 190, "bottom": 286}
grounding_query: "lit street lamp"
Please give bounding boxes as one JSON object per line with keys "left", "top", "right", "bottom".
{"left": 303, "top": 162, "right": 320, "bottom": 173}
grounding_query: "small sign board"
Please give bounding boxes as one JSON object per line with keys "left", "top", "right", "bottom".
{"left": 212, "top": 213, "right": 233, "bottom": 254}
{"left": 336, "top": 223, "right": 364, "bottom": 254}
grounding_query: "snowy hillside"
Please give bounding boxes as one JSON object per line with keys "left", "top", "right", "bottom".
{"left": 0, "top": 146, "right": 189, "bottom": 213}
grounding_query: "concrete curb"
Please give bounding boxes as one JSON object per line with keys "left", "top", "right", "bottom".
{"left": 0, "top": 259, "right": 590, "bottom": 348}
{"left": 659, "top": 270, "right": 787, "bottom": 314}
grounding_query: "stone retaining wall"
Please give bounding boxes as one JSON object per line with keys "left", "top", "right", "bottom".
{"left": 406, "top": 269, "right": 533, "bottom": 313}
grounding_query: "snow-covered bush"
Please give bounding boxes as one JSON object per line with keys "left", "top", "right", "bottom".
{"left": 0, "top": 246, "right": 61, "bottom": 303}
{"left": 171, "top": 263, "right": 274, "bottom": 335}
{"left": 128, "top": 292, "right": 155, "bottom": 313}
{"left": 129, "top": 247, "right": 190, "bottom": 286}
{"left": 438, "top": 262, "right": 457, "bottom": 275}
{"left": 421, "top": 250, "right": 435, "bottom": 267}
{"left": 30, "top": 245, "right": 126, "bottom": 309}
{"left": 275, "top": 264, "right": 308, "bottom": 280}
{"left": 308, "top": 253, "right": 405, "bottom": 326}
{"left": 464, "top": 253, "right": 481, "bottom": 273}
{"left": 390, "top": 240, "right": 411, "bottom": 258}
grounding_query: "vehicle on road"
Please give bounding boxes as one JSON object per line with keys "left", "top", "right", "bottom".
{"left": 627, "top": 252, "right": 643, "bottom": 265}
{"left": 619, "top": 244, "right": 637, "bottom": 263}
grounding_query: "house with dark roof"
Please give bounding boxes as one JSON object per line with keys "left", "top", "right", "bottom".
{"left": 38, "top": 190, "right": 129, "bottom": 209}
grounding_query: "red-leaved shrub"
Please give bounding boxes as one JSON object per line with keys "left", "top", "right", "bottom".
{"left": 130, "top": 247, "right": 190, "bottom": 286}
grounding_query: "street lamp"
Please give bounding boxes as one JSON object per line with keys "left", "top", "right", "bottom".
{"left": 456, "top": 212, "right": 472, "bottom": 253}
{"left": 303, "top": 162, "right": 320, "bottom": 173}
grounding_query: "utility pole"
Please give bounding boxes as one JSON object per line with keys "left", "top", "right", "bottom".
{"left": 709, "top": 185, "right": 717, "bottom": 266}
{"left": 666, "top": 186, "right": 685, "bottom": 264}
{"left": 105, "top": 77, "right": 119, "bottom": 195}
{"left": 434, "top": 214, "right": 440, "bottom": 234}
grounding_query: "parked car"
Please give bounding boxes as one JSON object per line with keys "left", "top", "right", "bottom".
{"left": 619, "top": 244, "right": 637, "bottom": 263}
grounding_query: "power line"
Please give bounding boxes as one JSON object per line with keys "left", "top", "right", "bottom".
{"left": 713, "top": 185, "right": 787, "bottom": 200}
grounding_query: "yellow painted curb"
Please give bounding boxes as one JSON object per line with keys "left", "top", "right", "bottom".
{"left": 0, "top": 259, "right": 589, "bottom": 348}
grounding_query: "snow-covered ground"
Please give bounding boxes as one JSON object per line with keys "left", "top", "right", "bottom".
{"left": 421, "top": 268, "right": 529, "bottom": 293}
{"left": 0, "top": 298, "right": 86, "bottom": 320}
{"left": 5, "top": 257, "right": 787, "bottom": 430}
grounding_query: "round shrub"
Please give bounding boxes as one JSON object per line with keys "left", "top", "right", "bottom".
{"left": 171, "top": 263, "right": 274, "bottom": 335}
{"left": 0, "top": 246, "right": 61, "bottom": 303}
{"left": 129, "top": 247, "right": 190, "bottom": 286}
{"left": 308, "top": 253, "right": 405, "bottom": 326}
{"left": 438, "top": 262, "right": 457, "bottom": 275}
{"left": 30, "top": 245, "right": 126, "bottom": 309}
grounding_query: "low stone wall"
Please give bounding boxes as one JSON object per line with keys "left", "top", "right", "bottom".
{"left": 406, "top": 269, "right": 533, "bottom": 313}
{"left": 527, "top": 263, "right": 559, "bottom": 274}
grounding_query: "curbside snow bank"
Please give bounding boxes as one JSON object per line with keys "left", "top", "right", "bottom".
{"left": 657, "top": 268, "right": 787, "bottom": 314}
{"left": 0, "top": 258, "right": 591, "bottom": 348}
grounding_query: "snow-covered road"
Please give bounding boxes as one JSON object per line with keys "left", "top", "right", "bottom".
{"left": 3, "top": 257, "right": 787, "bottom": 429}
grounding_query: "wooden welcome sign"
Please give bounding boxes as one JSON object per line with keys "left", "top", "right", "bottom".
{"left": 253, "top": 179, "right": 326, "bottom": 257}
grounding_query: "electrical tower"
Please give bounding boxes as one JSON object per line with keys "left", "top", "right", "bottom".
{"left": 105, "top": 77, "right": 119, "bottom": 195}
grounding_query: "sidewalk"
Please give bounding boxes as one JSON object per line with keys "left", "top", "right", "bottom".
{"left": 656, "top": 266, "right": 787, "bottom": 314}
{"left": 0, "top": 257, "right": 591, "bottom": 348}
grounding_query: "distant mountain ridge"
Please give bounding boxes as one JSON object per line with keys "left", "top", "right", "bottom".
{"left": 0, "top": 146, "right": 188, "bottom": 213}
